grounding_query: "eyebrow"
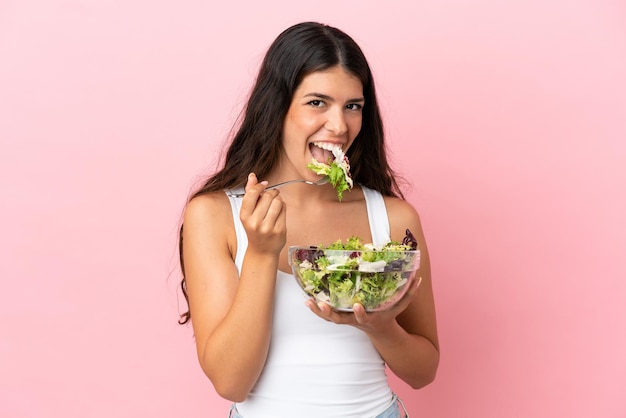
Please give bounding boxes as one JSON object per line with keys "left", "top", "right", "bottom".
{"left": 303, "top": 92, "right": 365, "bottom": 103}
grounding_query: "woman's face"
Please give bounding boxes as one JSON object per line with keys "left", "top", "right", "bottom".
{"left": 281, "top": 66, "right": 364, "bottom": 178}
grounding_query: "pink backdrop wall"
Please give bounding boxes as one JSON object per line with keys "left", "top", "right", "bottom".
{"left": 2, "top": 1, "right": 625, "bottom": 417}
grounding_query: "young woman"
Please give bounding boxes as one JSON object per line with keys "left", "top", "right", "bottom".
{"left": 178, "top": 21, "right": 439, "bottom": 418}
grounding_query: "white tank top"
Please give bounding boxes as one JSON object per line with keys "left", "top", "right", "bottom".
{"left": 226, "top": 186, "right": 395, "bottom": 418}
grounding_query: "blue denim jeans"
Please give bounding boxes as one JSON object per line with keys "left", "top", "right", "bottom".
{"left": 228, "top": 394, "right": 409, "bottom": 418}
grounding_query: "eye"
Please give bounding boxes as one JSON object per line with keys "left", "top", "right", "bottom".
{"left": 307, "top": 100, "right": 325, "bottom": 108}
{"left": 346, "top": 103, "right": 363, "bottom": 111}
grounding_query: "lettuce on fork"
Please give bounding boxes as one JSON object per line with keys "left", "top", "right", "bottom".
{"left": 307, "top": 145, "right": 353, "bottom": 200}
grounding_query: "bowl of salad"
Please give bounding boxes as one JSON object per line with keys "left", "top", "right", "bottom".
{"left": 288, "top": 230, "right": 421, "bottom": 312}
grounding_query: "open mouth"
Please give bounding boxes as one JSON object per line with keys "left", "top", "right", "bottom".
{"left": 306, "top": 142, "right": 353, "bottom": 201}
{"left": 310, "top": 142, "right": 343, "bottom": 164}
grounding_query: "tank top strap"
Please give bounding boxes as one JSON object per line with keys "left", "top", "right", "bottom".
{"left": 225, "top": 189, "right": 247, "bottom": 273}
{"left": 361, "top": 186, "right": 391, "bottom": 247}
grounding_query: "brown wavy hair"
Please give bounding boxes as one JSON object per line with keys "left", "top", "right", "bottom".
{"left": 178, "top": 22, "right": 404, "bottom": 324}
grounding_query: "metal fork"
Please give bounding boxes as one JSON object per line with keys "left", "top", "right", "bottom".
{"left": 227, "top": 177, "right": 329, "bottom": 198}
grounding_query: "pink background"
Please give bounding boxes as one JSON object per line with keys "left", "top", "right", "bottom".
{"left": 1, "top": 1, "right": 625, "bottom": 417}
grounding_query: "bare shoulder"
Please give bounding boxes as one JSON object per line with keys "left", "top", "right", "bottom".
{"left": 182, "top": 191, "right": 237, "bottom": 262}
{"left": 184, "top": 191, "right": 233, "bottom": 225}
{"left": 383, "top": 195, "right": 420, "bottom": 219}
{"left": 382, "top": 196, "right": 425, "bottom": 243}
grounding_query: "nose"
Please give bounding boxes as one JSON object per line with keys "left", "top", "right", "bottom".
{"left": 324, "top": 107, "right": 348, "bottom": 136}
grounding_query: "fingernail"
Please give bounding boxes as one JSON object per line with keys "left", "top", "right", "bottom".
{"left": 260, "top": 181, "right": 268, "bottom": 186}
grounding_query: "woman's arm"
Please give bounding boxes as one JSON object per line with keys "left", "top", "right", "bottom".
{"left": 183, "top": 174, "right": 286, "bottom": 401}
{"left": 305, "top": 198, "right": 439, "bottom": 388}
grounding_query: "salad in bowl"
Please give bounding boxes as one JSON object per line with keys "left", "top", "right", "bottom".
{"left": 288, "top": 230, "right": 421, "bottom": 311}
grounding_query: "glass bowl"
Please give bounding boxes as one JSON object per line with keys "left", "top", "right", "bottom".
{"left": 288, "top": 246, "right": 421, "bottom": 312}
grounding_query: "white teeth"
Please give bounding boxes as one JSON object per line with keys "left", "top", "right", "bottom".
{"left": 331, "top": 147, "right": 344, "bottom": 159}
{"left": 313, "top": 142, "right": 341, "bottom": 152}
{"left": 312, "top": 142, "right": 343, "bottom": 159}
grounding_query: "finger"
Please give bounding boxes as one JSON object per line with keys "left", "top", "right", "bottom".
{"left": 316, "top": 301, "right": 331, "bottom": 317}
{"left": 352, "top": 303, "right": 368, "bottom": 324}
{"left": 415, "top": 276, "right": 423, "bottom": 289}
{"left": 241, "top": 192, "right": 281, "bottom": 227}
{"left": 240, "top": 173, "right": 268, "bottom": 213}
{"left": 276, "top": 195, "right": 287, "bottom": 226}
{"left": 244, "top": 172, "right": 264, "bottom": 192}
{"left": 251, "top": 189, "right": 282, "bottom": 224}
{"left": 399, "top": 275, "right": 421, "bottom": 300}
{"left": 305, "top": 299, "right": 330, "bottom": 321}
{"left": 261, "top": 193, "right": 285, "bottom": 226}
{"left": 403, "top": 276, "right": 422, "bottom": 302}
{"left": 388, "top": 276, "right": 422, "bottom": 314}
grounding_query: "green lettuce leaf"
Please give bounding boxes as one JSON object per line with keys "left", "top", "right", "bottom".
{"left": 307, "top": 160, "right": 351, "bottom": 201}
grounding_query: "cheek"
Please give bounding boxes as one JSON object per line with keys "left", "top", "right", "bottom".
{"left": 348, "top": 116, "right": 363, "bottom": 138}
{"left": 298, "top": 112, "right": 321, "bottom": 131}
{"left": 286, "top": 109, "right": 317, "bottom": 133}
